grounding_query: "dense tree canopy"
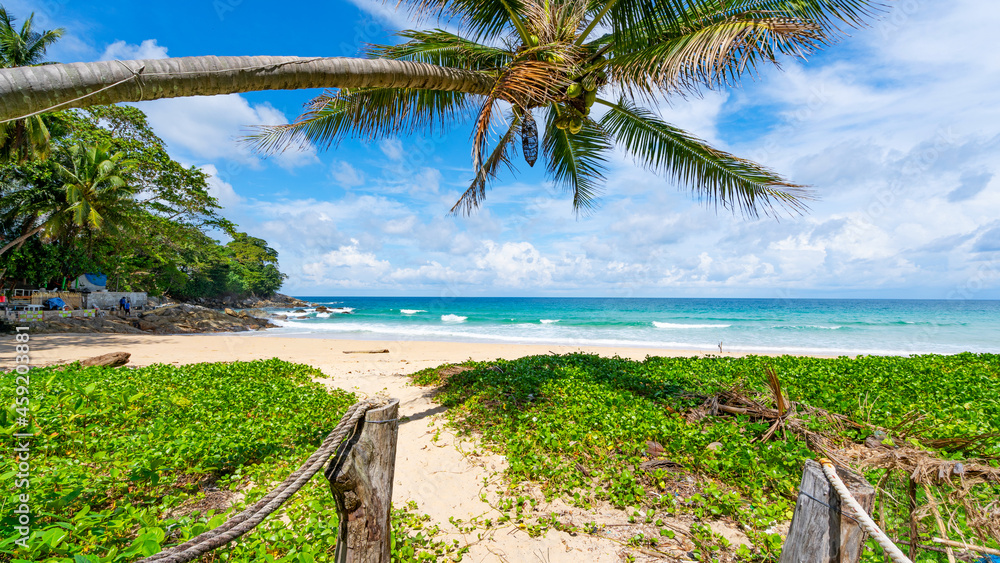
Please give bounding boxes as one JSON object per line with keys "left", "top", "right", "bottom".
{"left": 0, "top": 106, "right": 285, "bottom": 298}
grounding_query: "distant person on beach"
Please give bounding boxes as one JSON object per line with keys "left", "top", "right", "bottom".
{"left": 119, "top": 296, "right": 126, "bottom": 312}
{"left": 124, "top": 297, "right": 131, "bottom": 317}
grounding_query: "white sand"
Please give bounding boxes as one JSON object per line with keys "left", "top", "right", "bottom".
{"left": 2, "top": 333, "right": 738, "bottom": 561}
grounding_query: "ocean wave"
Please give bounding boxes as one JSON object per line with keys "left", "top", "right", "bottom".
{"left": 653, "top": 322, "right": 730, "bottom": 329}
{"left": 441, "top": 314, "right": 467, "bottom": 323}
{"left": 770, "top": 325, "right": 843, "bottom": 330}
{"left": 316, "top": 313, "right": 331, "bottom": 318}
{"left": 330, "top": 307, "right": 354, "bottom": 314}
{"left": 540, "top": 319, "right": 560, "bottom": 324}
{"left": 400, "top": 309, "right": 427, "bottom": 315}
{"left": 262, "top": 319, "right": 973, "bottom": 355}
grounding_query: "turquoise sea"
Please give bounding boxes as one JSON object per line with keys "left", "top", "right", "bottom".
{"left": 260, "top": 297, "right": 1000, "bottom": 356}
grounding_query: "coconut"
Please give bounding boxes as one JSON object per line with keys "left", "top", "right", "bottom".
{"left": 584, "top": 89, "right": 597, "bottom": 107}
{"left": 566, "top": 83, "right": 583, "bottom": 98}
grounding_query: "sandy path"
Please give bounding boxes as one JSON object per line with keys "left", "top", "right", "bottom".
{"left": 2, "top": 333, "right": 715, "bottom": 561}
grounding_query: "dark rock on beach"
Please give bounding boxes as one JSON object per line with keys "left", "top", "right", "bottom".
{"left": 27, "top": 303, "right": 276, "bottom": 335}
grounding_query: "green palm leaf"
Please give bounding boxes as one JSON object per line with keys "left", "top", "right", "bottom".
{"left": 369, "top": 29, "right": 512, "bottom": 70}
{"left": 599, "top": 97, "right": 808, "bottom": 217}
{"left": 451, "top": 112, "right": 522, "bottom": 215}
{"left": 248, "top": 87, "right": 477, "bottom": 154}
{"left": 543, "top": 105, "right": 611, "bottom": 213}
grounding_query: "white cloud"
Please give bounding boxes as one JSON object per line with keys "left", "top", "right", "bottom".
{"left": 302, "top": 239, "right": 392, "bottom": 286}
{"left": 331, "top": 161, "right": 365, "bottom": 187}
{"left": 475, "top": 241, "right": 555, "bottom": 287}
{"left": 379, "top": 139, "right": 404, "bottom": 161}
{"left": 99, "top": 39, "right": 168, "bottom": 60}
{"left": 200, "top": 164, "right": 243, "bottom": 208}
{"left": 135, "top": 94, "right": 319, "bottom": 169}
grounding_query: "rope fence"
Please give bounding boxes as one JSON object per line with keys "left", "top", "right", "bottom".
{"left": 139, "top": 400, "right": 373, "bottom": 563}
{"left": 819, "top": 458, "right": 913, "bottom": 563}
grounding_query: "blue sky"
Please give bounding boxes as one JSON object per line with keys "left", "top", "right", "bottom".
{"left": 8, "top": 0, "right": 1000, "bottom": 298}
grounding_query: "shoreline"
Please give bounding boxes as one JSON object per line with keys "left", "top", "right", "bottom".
{"left": 1, "top": 332, "right": 727, "bottom": 371}
{"left": 5, "top": 331, "right": 983, "bottom": 369}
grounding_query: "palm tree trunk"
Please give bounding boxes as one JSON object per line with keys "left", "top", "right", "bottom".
{"left": 0, "top": 56, "right": 493, "bottom": 121}
{"left": 0, "top": 224, "right": 43, "bottom": 257}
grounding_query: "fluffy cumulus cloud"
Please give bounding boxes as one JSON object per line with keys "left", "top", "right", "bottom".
{"left": 302, "top": 239, "right": 392, "bottom": 287}
{"left": 135, "top": 94, "right": 318, "bottom": 169}
{"left": 99, "top": 38, "right": 168, "bottom": 60}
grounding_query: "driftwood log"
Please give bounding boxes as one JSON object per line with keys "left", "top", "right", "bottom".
{"left": 779, "top": 460, "right": 875, "bottom": 563}
{"left": 325, "top": 399, "right": 400, "bottom": 563}
{"left": 80, "top": 352, "right": 130, "bottom": 367}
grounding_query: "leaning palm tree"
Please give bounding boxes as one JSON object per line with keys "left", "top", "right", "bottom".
{"left": 0, "top": 1, "right": 886, "bottom": 216}
{"left": 0, "top": 178, "right": 69, "bottom": 257}
{"left": 0, "top": 6, "right": 64, "bottom": 162}
{"left": 249, "top": 0, "right": 884, "bottom": 216}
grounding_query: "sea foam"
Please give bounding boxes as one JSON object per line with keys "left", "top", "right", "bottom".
{"left": 401, "top": 309, "right": 427, "bottom": 314}
{"left": 540, "top": 319, "right": 560, "bottom": 324}
{"left": 441, "top": 314, "right": 468, "bottom": 323}
{"left": 653, "top": 322, "right": 730, "bottom": 329}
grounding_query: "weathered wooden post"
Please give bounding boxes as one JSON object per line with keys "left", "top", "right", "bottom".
{"left": 325, "top": 398, "right": 400, "bottom": 563}
{"left": 779, "top": 459, "right": 876, "bottom": 563}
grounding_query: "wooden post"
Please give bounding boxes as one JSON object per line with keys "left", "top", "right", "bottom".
{"left": 779, "top": 459, "right": 876, "bottom": 563}
{"left": 325, "top": 399, "right": 400, "bottom": 563}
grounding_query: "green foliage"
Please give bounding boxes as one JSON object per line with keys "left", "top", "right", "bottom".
{"left": 0, "top": 359, "right": 463, "bottom": 562}
{"left": 412, "top": 353, "right": 1000, "bottom": 557}
{"left": 1, "top": 105, "right": 286, "bottom": 299}
{"left": 226, "top": 232, "right": 287, "bottom": 296}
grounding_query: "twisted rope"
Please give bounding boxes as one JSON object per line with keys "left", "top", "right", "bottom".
{"left": 819, "top": 458, "right": 914, "bottom": 563}
{"left": 140, "top": 401, "right": 373, "bottom": 563}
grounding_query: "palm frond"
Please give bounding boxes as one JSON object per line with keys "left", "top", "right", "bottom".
{"left": 248, "top": 87, "right": 477, "bottom": 155}
{"left": 368, "top": 29, "right": 512, "bottom": 70}
{"left": 393, "top": 0, "right": 527, "bottom": 41}
{"left": 601, "top": 0, "right": 886, "bottom": 95}
{"left": 543, "top": 105, "right": 611, "bottom": 213}
{"left": 611, "top": 17, "right": 825, "bottom": 95}
{"left": 451, "top": 112, "right": 521, "bottom": 215}
{"left": 599, "top": 97, "right": 809, "bottom": 217}
{"left": 725, "top": 0, "right": 888, "bottom": 31}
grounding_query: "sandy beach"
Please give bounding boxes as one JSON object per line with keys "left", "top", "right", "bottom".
{"left": 3, "top": 332, "right": 733, "bottom": 562}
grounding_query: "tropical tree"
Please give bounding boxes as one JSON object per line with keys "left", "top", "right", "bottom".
{"left": 51, "top": 142, "right": 136, "bottom": 243}
{"left": 0, "top": 1, "right": 886, "bottom": 216}
{"left": 254, "top": 0, "right": 887, "bottom": 215}
{"left": 0, "top": 6, "right": 64, "bottom": 162}
{"left": 0, "top": 168, "right": 69, "bottom": 257}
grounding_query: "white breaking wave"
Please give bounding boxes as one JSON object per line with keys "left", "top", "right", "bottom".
{"left": 540, "top": 319, "right": 560, "bottom": 324}
{"left": 401, "top": 309, "right": 427, "bottom": 315}
{"left": 441, "top": 314, "right": 468, "bottom": 323}
{"left": 329, "top": 307, "right": 354, "bottom": 314}
{"left": 316, "top": 313, "right": 331, "bottom": 318}
{"left": 653, "top": 322, "right": 730, "bottom": 329}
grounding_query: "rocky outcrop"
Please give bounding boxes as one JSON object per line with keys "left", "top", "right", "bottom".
{"left": 134, "top": 304, "right": 275, "bottom": 334}
{"left": 180, "top": 292, "right": 310, "bottom": 310}
{"left": 27, "top": 303, "right": 276, "bottom": 335}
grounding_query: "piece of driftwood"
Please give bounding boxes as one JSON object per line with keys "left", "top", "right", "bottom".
{"left": 80, "top": 352, "right": 130, "bottom": 367}
{"left": 342, "top": 349, "right": 390, "bottom": 354}
{"left": 779, "top": 459, "right": 875, "bottom": 563}
{"left": 325, "top": 399, "right": 400, "bottom": 563}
